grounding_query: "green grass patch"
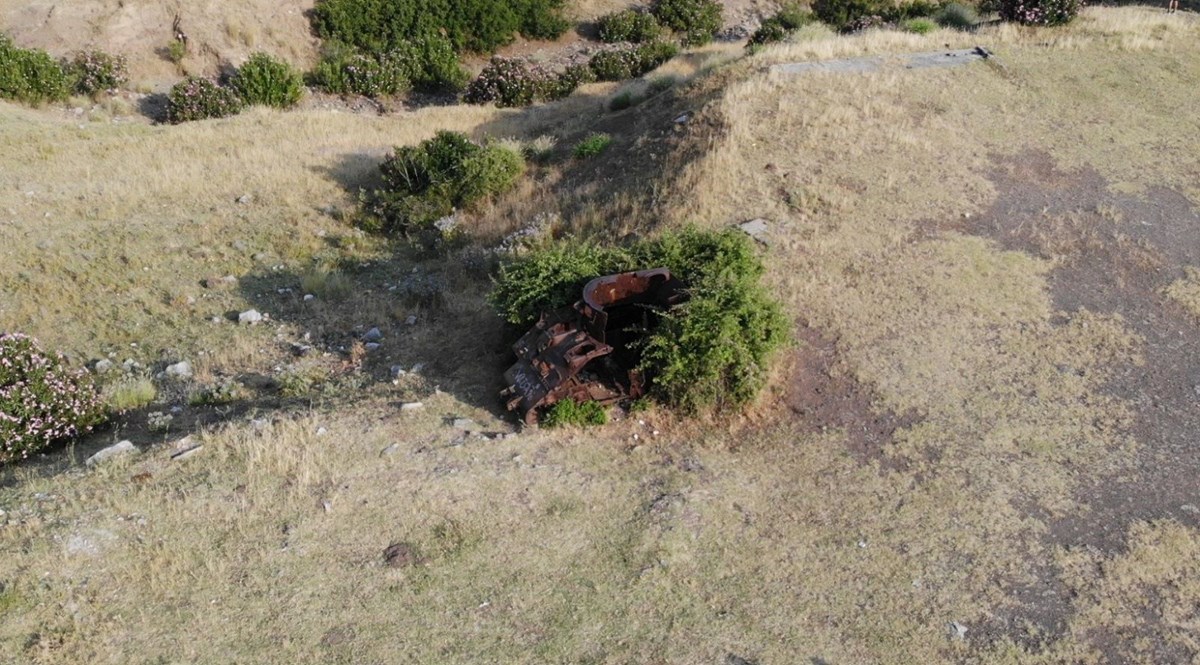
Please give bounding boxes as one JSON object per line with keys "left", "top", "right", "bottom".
{"left": 572, "top": 133, "right": 612, "bottom": 158}
{"left": 542, "top": 399, "right": 608, "bottom": 427}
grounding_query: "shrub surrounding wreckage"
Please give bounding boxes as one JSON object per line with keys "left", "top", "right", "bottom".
{"left": 491, "top": 228, "right": 788, "bottom": 418}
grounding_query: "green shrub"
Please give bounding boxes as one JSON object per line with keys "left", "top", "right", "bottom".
{"left": 902, "top": 17, "right": 937, "bottom": 32}
{"left": 365, "top": 131, "right": 525, "bottom": 234}
{"left": 231, "top": 52, "right": 303, "bottom": 107}
{"left": 597, "top": 9, "right": 663, "bottom": 43}
{"left": 488, "top": 228, "right": 788, "bottom": 413}
{"left": 573, "top": 133, "right": 612, "bottom": 158}
{"left": 543, "top": 399, "right": 608, "bottom": 427}
{"left": 652, "top": 0, "right": 723, "bottom": 46}
{"left": 747, "top": 4, "right": 815, "bottom": 47}
{"left": 463, "top": 57, "right": 547, "bottom": 107}
{"left": 0, "top": 36, "right": 70, "bottom": 105}
{"left": 167, "top": 76, "right": 243, "bottom": 123}
{"left": 539, "top": 63, "right": 596, "bottom": 101}
{"left": 1000, "top": 0, "right": 1080, "bottom": 25}
{"left": 609, "top": 90, "right": 637, "bottom": 111}
{"left": 310, "top": 37, "right": 466, "bottom": 96}
{"left": 812, "top": 0, "right": 939, "bottom": 30}
{"left": 589, "top": 41, "right": 678, "bottom": 81}
{"left": 64, "top": 50, "right": 128, "bottom": 96}
{"left": 167, "top": 40, "right": 186, "bottom": 65}
{"left": 936, "top": 2, "right": 978, "bottom": 28}
{"left": 1, "top": 333, "right": 106, "bottom": 464}
{"left": 310, "top": 0, "right": 569, "bottom": 56}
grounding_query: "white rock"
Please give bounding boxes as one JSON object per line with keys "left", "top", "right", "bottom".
{"left": 93, "top": 359, "right": 114, "bottom": 374}
{"left": 390, "top": 365, "right": 407, "bottom": 379}
{"left": 379, "top": 443, "right": 401, "bottom": 456}
{"left": 364, "top": 327, "right": 383, "bottom": 342}
{"left": 364, "top": 342, "right": 381, "bottom": 352}
{"left": 949, "top": 622, "right": 968, "bottom": 640}
{"left": 400, "top": 402, "right": 424, "bottom": 413}
{"left": 238, "top": 309, "right": 263, "bottom": 325}
{"left": 451, "top": 418, "right": 475, "bottom": 430}
{"left": 303, "top": 294, "right": 315, "bottom": 302}
{"left": 85, "top": 441, "right": 137, "bottom": 466}
{"left": 738, "top": 218, "right": 771, "bottom": 245}
{"left": 164, "top": 361, "right": 192, "bottom": 379}
{"left": 405, "top": 315, "right": 418, "bottom": 326}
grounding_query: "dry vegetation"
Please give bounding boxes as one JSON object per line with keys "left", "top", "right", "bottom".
{"left": 2, "top": 6, "right": 1200, "bottom": 664}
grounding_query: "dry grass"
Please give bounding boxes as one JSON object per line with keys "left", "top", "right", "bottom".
{"left": 1164, "top": 267, "right": 1200, "bottom": 320}
{"left": 2, "top": 7, "right": 1200, "bottom": 664}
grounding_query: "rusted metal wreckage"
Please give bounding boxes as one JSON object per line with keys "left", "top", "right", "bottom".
{"left": 501, "top": 268, "right": 686, "bottom": 424}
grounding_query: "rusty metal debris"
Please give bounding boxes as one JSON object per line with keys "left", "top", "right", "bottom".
{"left": 501, "top": 268, "right": 685, "bottom": 424}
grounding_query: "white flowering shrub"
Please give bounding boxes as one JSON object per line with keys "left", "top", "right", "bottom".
{"left": 0, "top": 333, "right": 106, "bottom": 464}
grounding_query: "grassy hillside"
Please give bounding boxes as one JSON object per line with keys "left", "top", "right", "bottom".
{"left": 2, "top": 6, "right": 1199, "bottom": 664}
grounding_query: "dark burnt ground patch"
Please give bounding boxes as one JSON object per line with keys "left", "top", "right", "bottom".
{"left": 959, "top": 152, "right": 1200, "bottom": 659}
{"left": 784, "top": 322, "right": 922, "bottom": 470}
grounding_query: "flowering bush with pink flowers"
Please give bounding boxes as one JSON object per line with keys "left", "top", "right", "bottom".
{"left": 166, "top": 76, "right": 244, "bottom": 123}
{"left": 999, "top": 0, "right": 1081, "bottom": 25}
{"left": 463, "top": 58, "right": 597, "bottom": 107}
{"left": 1, "top": 333, "right": 106, "bottom": 464}
{"left": 64, "top": 49, "right": 128, "bottom": 96}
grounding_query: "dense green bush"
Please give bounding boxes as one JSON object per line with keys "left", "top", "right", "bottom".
{"left": 0, "top": 36, "right": 70, "bottom": 105}
{"left": 999, "top": 0, "right": 1080, "bottom": 25}
{"left": 573, "top": 133, "right": 612, "bottom": 158}
{"left": 310, "top": 0, "right": 570, "bottom": 56}
{"left": 166, "top": 76, "right": 244, "bottom": 123}
{"left": 589, "top": 41, "right": 678, "bottom": 81}
{"left": 652, "top": 0, "right": 723, "bottom": 46}
{"left": 364, "top": 131, "right": 525, "bottom": 234}
{"left": 597, "top": 9, "right": 664, "bottom": 43}
{"left": 463, "top": 58, "right": 595, "bottom": 107}
{"left": 747, "top": 4, "right": 815, "bottom": 47}
{"left": 543, "top": 399, "right": 608, "bottom": 427}
{"left": 231, "top": 52, "right": 304, "bottom": 107}
{"left": 1, "top": 333, "right": 106, "bottom": 464}
{"left": 812, "top": 0, "right": 939, "bottom": 30}
{"left": 64, "top": 50, "right": 128, "bottom": 96}
{"left": 489, "top": 228, "right": 788, "bottom": 413}
{"left": 539, "top": 63, "right": 596, "bottom": 101}
{"left": 310, "top": 37, "right": 466, "bottom": 96}
{"left": 936, "top": 2, "right": 978, "bottom": 28}
{"left": 902, "top": 17, "right": 937, "bottom": 32}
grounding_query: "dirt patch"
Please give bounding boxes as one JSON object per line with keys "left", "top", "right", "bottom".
{"left": 959, "top": 152, "right": 1200, "bottom": 658}
{"left": 784, "top": 322, "right": 922, "bottom": 468}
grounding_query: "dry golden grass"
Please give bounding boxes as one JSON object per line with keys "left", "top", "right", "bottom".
{"left": 1164, "top": 267, "right": 1200, "bottom": 320}
{"left": 2, "top": 7, "right": 1200, "bottom": 664}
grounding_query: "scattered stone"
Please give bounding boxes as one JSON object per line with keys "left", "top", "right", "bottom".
{"left": 321, "top": 500, "right": 333, "bottom": 513}
{"left": 238, "top": 309, "right": 263, "bottom": 325}
{"left": 236, "top": 193, "right": 253, "bottom": 205}
{"left": 164, "top": 361, "right": 192, "bottom": 380}
{"left": 400, "top": 402, "right": 424, "bottom": 413}
{"left": 171, "top": 444, "right": 204, "bottom": 461}
{"left": 65, "top": 529, "right": 116, "bottom": 557}
{"left": 291, "top": 343, "right": 313, "bottom": 356}
{"left": 250, "top": 418, "right": 270, "bottom": 431}
{"left": 674, "top": 113, "right": 691, "bottom": 124}
{"left": 451, "top": 418, "right": 476, "bottom": 431}
{"left": 231, "top": 240, "right": 248, "bottom": 252}
{"left": 738, "top": 218, "right": 771, "bottom": 245}
{"left": 303, "top": 293, "right": 315, "bottom": 302}
{"left": 202, "top": 275, "right": 238, "bottom": 289}
{"left": 410, "top": 362, "right": 426, "bottom": 374}
{"left": 948, "top": 621, "right": 969, "bottom": 640}
{"left": 1193, "top": 384, "right": 1200, "bottom": 397}
{"left": 85, "top": 441, "right": 138, "bottom": 467}
{"left": 405, "top": 315, "right": 417, "bottom": 326}
{"left": 364, "top": 342, "right": 381, "bottom": 352}
{"left": 1181, "top": 504, "right": 1199, "bottom": 514}
{"left": 93, "top": 359, "right": 114, "bottom": 374}
{"left": 363, "top": 327, "right": 384, "bottom": 342}
{"left": 316, "top": 427, "right": 328, "bottom": 436}
{"left": 390, "top": 365, "right": 407, "bottom": 380}
{"left": 379, "top": 443, "right": 401, "bottom": 456}
{"left": 383, "top": 541, "right": 424, "bottom": 568}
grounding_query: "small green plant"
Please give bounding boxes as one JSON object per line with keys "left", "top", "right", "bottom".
{"left": 542, "top": 399, "right": 608, "bottom": 427}
{"left": 0, "top": 36, "right": 70, "bottom": 105}
{"left": 936, "top": 2, "right": 978, "bottom": 29}
{"left": 187, "top": 380, "right": 245, "bottom": 406}
{"left": 813, "top": 0, "right": 939, "bottom": 30}
{"left": 1, "top": 333, "right": 107, "bottom": 464}
{"left": 609, "top": 90, "right": 638, "bottom": 111}
{"left": 167, "top": 39, "right": 186, "bottom": 65}
{"left": 103, "top": 376, "right": 157, "bottom": 412}
{"left": 651, "top": 0, "right": 723, "bottom": 46}
{"left": 364, "top": 131, "right": 525, "bottom": 235}
{"left": 166, "top": 76, "right": 244, "bottom": 123}
{"left": 573, "top": 133, "right": 612, "bottom": 158}
{"left": 230, "top": 52, "right": 303, "bottom": 107}
{"left": 902, "top": 17, "right": 937, "bottom": 33}
{"left": 522, "top": 135, "right": 558, "bottom": 162}
{"left": 302, "top": 268, "right": 352, "bottom": 300}
{"left": 597, "top": 9, "right": 663, "bottom": 43}
{"left": 64, "top": 50, "right": 128, "bottom": 96}
{"left": 647, "top": 74, "right": 678, "bottom": 94}
{"left": 277, "top": 363, "right": 330, "bottom": 398}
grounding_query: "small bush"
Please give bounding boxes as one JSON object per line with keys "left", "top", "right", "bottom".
{"left": 0, "top": 36, "right": 70, "bottom": 105}
{"left": 902, "top": 17, "right": 937, "bottom": 33}
{"left": 999, "top": 0, "right": 1080, "bottom": 25}
{"left": 464, "top": 57, "right": 548, "bottom": 107}
{"left": 514, "top": 0, "right": 573, "bottom": 39}
{"left": 1, "top": 333, "right": 106, "bottom": 464}
{"left": 748, "top": 4, "right": 815, "bottom": 47}
{"left": 813, "top": 0, "right": 938, "bottom": 30}
{"left": 589, "top": 41, "right": 677, "bottom": 81}
{"left": 597, "top": 9, "right": 663, "bottom": 43}
{"left": 103, "top": 376, "right": 157, "bottom": 412}
{"left": 488, "top": 229, "right": 788, "bottom": 413}
{"left": 936, "top": 2, "right": 978, "bottom": 28}
{"left": 310, "top": 38, "right": 466, "bottom": 97}
{"left": 64, "top": 50, "right": 128, "bottom": 96}
{"left": 365, "top": 131, "right": 525, "bottom": 234}
{"left": 231, "top": 52, "right": 304, "bottom": 107}
{"left": 543, "top": 399, "right": 608, "bottom": 427}
{"left": 167, "top": 40, "right": 186, "bottom": 65}
{"left": 538, "top": 63, "right": 596, "bottom": 101}
{"left": 573, "top": 133, "right": 612, "bottom": 158}
{"left": 609, "top": 90, "right": 637, "bottom": 111}
{"left": 166, "top": 76, "right": 244, "bottom": 123}
{"left": 652, "top": 0, "right": 723, "bottom": 46}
